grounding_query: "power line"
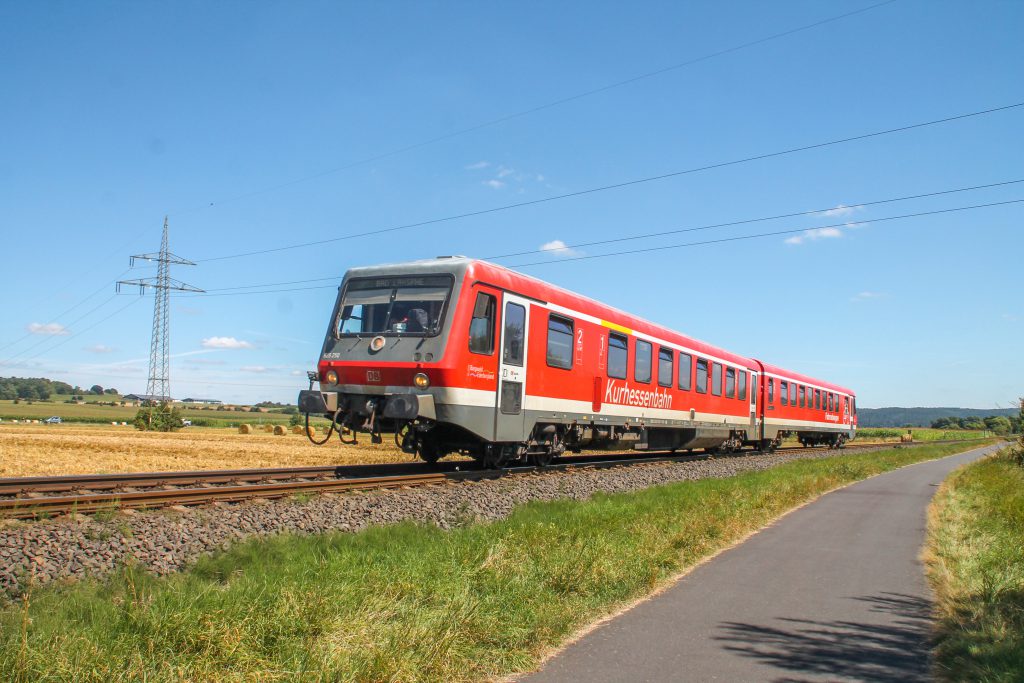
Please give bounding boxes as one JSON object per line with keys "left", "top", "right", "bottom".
{"left": 0, "top": 271, "right": 131, "bottom": 355}
{"left": 168, "top": 0, "right": 899, "bottom": 217}
{"left": 177, "top": 194, "right": 1023, "bottom": 298}
{"left": 508, "top": 198, "right": 1024, "bottom": 267}
{"left": 198, "top": 101, "right": 1024, "bottom": 263}
{"left": 485, "top": 177, "right": 1024, "bottom": 260}
{"left": 4, "top": 296, "right": 142, "bottom": 367}
{"left": 188, "top": 176, "right": 1024, "bottom": 293}
{"left": 0, "top": 295, "right": 121, "bottom": 367}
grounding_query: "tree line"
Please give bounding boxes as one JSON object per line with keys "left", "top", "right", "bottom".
{"left": 931, "top": 415, "right": 1020, "bottom": 435}
{"left": 0, "top": 377, "right": 117, "bottom": 401}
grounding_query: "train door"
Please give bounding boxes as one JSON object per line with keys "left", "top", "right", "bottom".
{"left": 749, "top": 371, "right": 757, "bottom": 430}
{"left": 494, "top": 293, "right": 530, "bottom": 442}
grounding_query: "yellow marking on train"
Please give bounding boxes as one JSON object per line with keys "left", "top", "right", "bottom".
{"left": 601, "top": 320, "right": 632, "bottom": 334}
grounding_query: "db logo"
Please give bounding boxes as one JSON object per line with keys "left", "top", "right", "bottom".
{"left": 366, "top": 370, "right": 382, "bottom": 383}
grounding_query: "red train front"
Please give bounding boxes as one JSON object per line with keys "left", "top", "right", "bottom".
{"left": 298, "top": 257, "right": 857, "bottom": 466}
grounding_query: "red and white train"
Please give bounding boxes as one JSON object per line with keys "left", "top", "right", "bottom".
{"left": 298, "top": 257, "right": 857, "bottom": 466}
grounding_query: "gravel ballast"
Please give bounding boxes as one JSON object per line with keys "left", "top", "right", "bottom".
{"left": 0, "top": 447, "right": 889, "bottom": 598}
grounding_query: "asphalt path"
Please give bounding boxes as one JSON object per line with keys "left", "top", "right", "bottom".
{"left": 522, "top": 443, "right": 1001, "bottom": 683}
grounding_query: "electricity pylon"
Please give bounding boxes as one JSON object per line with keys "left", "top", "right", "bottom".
{"left": 117, "top": 217, "right": 202, "bottom": 403}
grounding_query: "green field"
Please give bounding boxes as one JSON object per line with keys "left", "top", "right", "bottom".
{"left": 0, "top": 395, "right": 294, "bottom": 427}
{"left": 0, "top": 440, "right": 993, "bottom": 682}
{"left": 855, "top": 427, "right": 994, "bottom": 442}
{"left": 927, "top": 446, "right": 1024, "bottom": 682}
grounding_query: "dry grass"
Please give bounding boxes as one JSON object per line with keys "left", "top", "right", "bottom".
{"left": 0, "top": 423, "right": 421, "bottom": 477}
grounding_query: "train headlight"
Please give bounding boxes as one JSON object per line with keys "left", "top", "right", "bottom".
{"left": 369, "top": 335, "right": 386, "bottom": 352}
{"left": 413, "top": 372, "right": 430, "bottom": 389}
{"left": 324, "top": 369, "right": 339, "bottom": 385}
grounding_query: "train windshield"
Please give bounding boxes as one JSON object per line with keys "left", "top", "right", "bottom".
{"left": 336, "top": 275, "right": 453, "bottom": 337}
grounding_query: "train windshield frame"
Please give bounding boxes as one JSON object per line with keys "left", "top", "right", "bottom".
{"left": 334, "top": 274, "right": 455, "bottom": 338}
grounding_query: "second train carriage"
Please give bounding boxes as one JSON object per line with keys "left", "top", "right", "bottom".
{"left": 298, "top": 257, "right": 857, "bottom": 466}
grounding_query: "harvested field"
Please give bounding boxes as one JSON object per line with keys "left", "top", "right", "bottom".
{"left": 0, "top": 423, "right": 421, "bottom": 477}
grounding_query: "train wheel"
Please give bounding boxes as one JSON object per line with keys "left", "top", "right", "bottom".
{"left": 530, "top": 449, "right": 554, "bottom": 468}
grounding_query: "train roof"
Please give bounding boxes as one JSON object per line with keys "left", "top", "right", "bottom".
{"left": 757, "top": 361, "right": 854, "bottom": 396}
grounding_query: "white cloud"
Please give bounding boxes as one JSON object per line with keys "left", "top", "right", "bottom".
{"left": 85, "top": 344, "right": 116, "bottom": 353}
{"left": 27, "top": 322, "right": 69, "bottom": 336}
{"left": 539, "top": 239, "right": 581, "bottom": 257}
{"left": 496, "top": 165, "right": 515, "bottom": 179}
{"left": 240, "top": 365, "right": 269, "bottom": 373}
{"left": 465, "top": 161, "right": 490, "bottom": 170}
{"left": 784, "top": 227, "right": 844, "bottom": 245}
{"left": 820, "top": 204, "right": 862, "bottom": 218}
{"left": 484, "top": 179, "right": 505, "bottom": 190}
{"left": 201, "top": 336, "right": 254, "bottom": 349}
{"left": 850, "top": 291, "right": 885, "bottom": 303}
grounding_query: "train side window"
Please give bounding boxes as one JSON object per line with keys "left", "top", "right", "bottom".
{"left": 468, "top": 292, "right": 496, "bottom": 355}
{"left": 789, "top": 382, "right": 797, "bottom": 405}
{"left": 608, "top": 333, "right": 628, "bottom": 379}
{"left": 696, "top": 358, "right": 709, "bottom": 393}
{"left": 814, "top": 389, "right": 820, "bottom": 410}
{"left": 828, "top": 393, "right": 835, "bottom": 411}
{"left": 725, "top": 367, "right": 736, "bottom": 398}
{"left": 635, "top": 339, "right": 653, "bottom": 383}
{"left": 780, "top": 381, "right": 788, "bottom": 405}
{"left": 852, "top": 397, "right": 857, "bottom": 415}
{"left": 546, "top": 314, "right": 574, "bottom": 369}
{"left": 738, "top": 370, "right": 747, "bottom": 400}
{"left": 711, "top": 362, "right": 722, "bottom": 396}
{"left": 678, "top": 352, "right": 692, "bottom": 390}
{"left": 658, "top": 348, "right": 673, "bottom": 388}
{"left": 751, "top": 375, "right": 757, "bottom": 404}
{"left": 502, "top": 302, "right": 526, "bottom": 366}
{"left": 768, "top": 378, "right": 774, "bottom": 404}
{"left": 798, "top": 385, "right": 805, "bottom": 408}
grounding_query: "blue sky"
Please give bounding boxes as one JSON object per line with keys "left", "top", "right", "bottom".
{"left": 1, "top": 0, "right": 1021, "bottom": 408}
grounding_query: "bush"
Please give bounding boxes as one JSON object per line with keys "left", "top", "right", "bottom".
{"left": 132, "top": 404, "right": 184, "bottom": 432}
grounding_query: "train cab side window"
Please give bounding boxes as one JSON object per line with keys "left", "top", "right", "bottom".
{"left": 608, "top": 333, "right": 628, "bottom": 379}
{"left": 725, "top": 367, "right": 736, "bottom": 398}
{"left": 711, "top": 362, "right": 723, "bottom": 396}
{"left": 780, "top": 381, "right": 788, "bottom": 406}
{"left": 768, "top": 379, "right": 774, "bottom": 404}
{"left": 696, "top": 359, "right": 709, "bottom": 393}
{"left": 798, "top": 385, "right": 805, "bottom": 408}
{"left": 658, "top": 348, "right": 673, "bottom": 388}
{"left": 635, "top": 339, "right": 653, "bottom": 383}
{"left": 678, "top": 353, "right": 692, "bottom": 391}
{"left": 546, "top": 315, "right": 574, "bottom": 369}
{"left": 468, "top": 293, "right": 496, "bottom": 355}
{"left": 739, "top": 371, "right": 748, "bottom": 400}
{"left": 852, "top": 397, "right": 857, "bottom": 415}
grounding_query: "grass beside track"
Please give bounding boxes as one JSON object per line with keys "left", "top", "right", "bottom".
{"left": 0, "top": 441, "right": 993, "bottom": 682}
{"left": 926, "top": 446, "right": 1024, "bottom": 682}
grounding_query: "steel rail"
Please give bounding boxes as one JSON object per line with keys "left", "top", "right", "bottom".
{"left": 0, "top": 440, "right": 966, "bottom": 519}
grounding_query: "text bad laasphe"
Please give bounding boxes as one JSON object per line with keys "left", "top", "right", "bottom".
{"left": 604, "top": 380, "right": 673, "bottom": 409}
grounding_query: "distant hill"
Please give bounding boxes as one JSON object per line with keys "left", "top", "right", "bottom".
{"left": 859, "top": 407, "right": 1018, "bottom": 428}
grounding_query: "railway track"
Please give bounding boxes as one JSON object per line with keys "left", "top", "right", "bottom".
{"left": 0, "top": 440, "right": 960, "bottom": 519}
